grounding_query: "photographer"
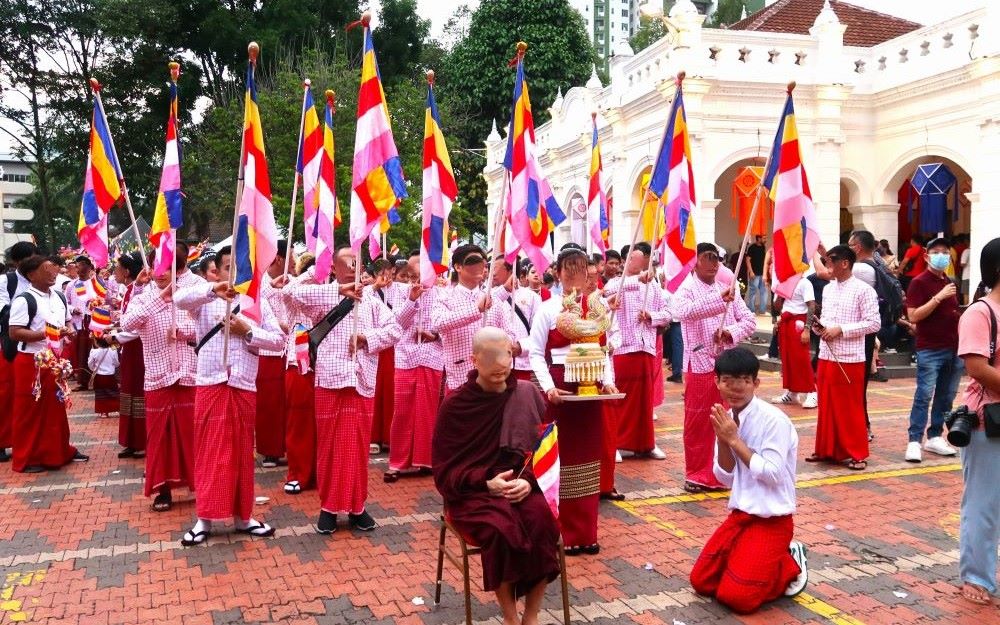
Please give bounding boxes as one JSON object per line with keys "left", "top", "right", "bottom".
{"left": 955, "top": 236, "right": 1000, "bottom": 606}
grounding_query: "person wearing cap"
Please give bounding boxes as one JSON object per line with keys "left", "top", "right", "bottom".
{"left": 66, "top": 255, "right": 103, "bottom": 391}
{"left": 673, "top": 243, "right": 757, "bottom": 493}
{"left": 112, "top": 252, "right": 147, "bottom": 459}
{"left": 902, "top": 236, "right": 962, "bottom": 462}
{"left": 0, "top": 241, "right": 39, "bottom": 463}
{"left": 255, "top": 240, "right": 290, "bottom": 468}
{"left": 431, "top": 244, "right": 520, "bottom": 393}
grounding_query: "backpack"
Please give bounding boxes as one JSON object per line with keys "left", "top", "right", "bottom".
{"left": 0, "top": 273, "right": 22, "bottom": 361}
{"left": 861, "top": 259, "right": 905, "bottom": 330}
{"left": 1, "top": 289, "right": 68, "bottom": 361}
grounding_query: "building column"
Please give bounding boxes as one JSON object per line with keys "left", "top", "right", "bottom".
{"left": 846, "top": 204, "right": 900, "bottom": 252}
{"left": 809, "top": 136, "right": 845, "bottom": 249}
{"left": 698, "top": 199, "right": 721, "bottom": 251}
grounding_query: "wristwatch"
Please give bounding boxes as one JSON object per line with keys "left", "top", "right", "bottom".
{"left": 242, "top": 330, "right": 253, "bottom": 345}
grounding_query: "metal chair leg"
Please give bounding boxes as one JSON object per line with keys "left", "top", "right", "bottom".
{"left": 434, "top": 520, "right": 447, "bottom": 606}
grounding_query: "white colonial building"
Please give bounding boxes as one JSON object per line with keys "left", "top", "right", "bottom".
{"left": 483, "top": 0, "right": 999, "bottom": 288}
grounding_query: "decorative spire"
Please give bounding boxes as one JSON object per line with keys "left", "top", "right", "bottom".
{"left": 586, "top": 64, "right": 603, "bottom": 89}
{"left": 812, "top": 0, "right": 840, "bottom": 29}
{"left": 553, "top": 87, "right": 564, "bottom": 108}
{"left": 487, "top": 118, "right": 501, "bottom": 143}
{"left": 740, "top": 5, "right": 747, "bottom": 20}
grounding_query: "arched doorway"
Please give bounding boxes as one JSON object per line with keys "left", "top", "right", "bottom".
{"left": 883, "top": 155, "right": 972, "bottom": 244}
{"left": 712, "top": 157, "right": 769, "bottom": 257}
{"left": 839, "top": 180, "right": 854, "bottom": 244}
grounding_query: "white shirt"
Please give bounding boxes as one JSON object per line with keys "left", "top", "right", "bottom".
{"left": 713, "top": 397, "right": 798, "bottom": 518}
{"left": 8, "top": 286, "right": 71, "bottom": 354}
{"left": 88, "top": 347, "right": 119, "bottom": 375}
{"left": 781, "top": 278, "right": 815, "bottom": 315}
{"left": 0, "top": 270, "right": 31, "bottom": 309}
{"left": 851, "top": 261, "right": 877, "bottom": 289}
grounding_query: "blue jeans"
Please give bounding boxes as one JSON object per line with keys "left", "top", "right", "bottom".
{"left": 907, "top": 349, "right": 964, "bottom": 443}
{"left": 746, "top": 275, "right": 768, "bottom": 314}
{"left": 959, "top": 430, "right": 1000, "bottom": 593}
{"left": 666, "top": 322, "right": 683, "bottom": 377}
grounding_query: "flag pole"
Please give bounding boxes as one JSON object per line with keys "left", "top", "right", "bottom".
{"left": 284, "top": 80, "right": 311, "bottom": 277}
{"left": 89, "top": 78, "right": 150, "bottom": 272}
{"left": 483, "top": 172, "right": 510, "bottom": 312}
{"left": 717, "top": 81, "right": 792, "bottom": 333}
{"left": 222, "top": 42, "right": 258, "bottom": 371}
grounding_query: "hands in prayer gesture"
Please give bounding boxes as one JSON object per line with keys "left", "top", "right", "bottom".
{"left": 486, "top": 469, "right": 531, "bottom": 503}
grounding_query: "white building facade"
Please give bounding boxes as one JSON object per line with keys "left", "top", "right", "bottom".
{"left": 484, "top": 0, "right": 999, "bottom": 289}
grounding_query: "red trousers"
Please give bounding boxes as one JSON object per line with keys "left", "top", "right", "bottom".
{"left": 815, "top": 360, "right": 868, "bottom": 462}
{"left": 691, "top": 510, "right": 800, "bottom": 614}
{"left": 389, "top": 367, "right": 441, "bottom": 471}
{"left": 683, "top": 371, "right": 725, "bottom": 488}
{"left": 613, "top": 352, "right": 658, "bottom": 453}
{"left": 0, "top": 356, "right": 13, "bottom": 448}
{"left": 315, "top": 387, "right": 373, "bottom": 514}
{"left": 284, "top": 368, "right": 316, "bottom": 488}
{"left": 778, "top": 313, "right": 815, "bottom": 393}
{"left": 193, "top": 384, "right": 257, "bottom": 522}
{"left": 144, "top": 384, "right": 195, "bottom": 496}
{"left": 255, "top": 355, "right": 286, "bottom": 458}
{"left": 12, "top": 353, "right": 76, "bottom": 471}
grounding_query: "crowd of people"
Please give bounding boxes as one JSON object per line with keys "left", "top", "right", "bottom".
{"left": 0, "top": 228, "right": 997, "bottom": 619}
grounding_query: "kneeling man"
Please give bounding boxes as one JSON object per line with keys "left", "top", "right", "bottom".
{"left": 433, "top": 327, "right": 560, "bottom": 625}
{"left": 690, "top": 347, "right": 808, "bottom": 614}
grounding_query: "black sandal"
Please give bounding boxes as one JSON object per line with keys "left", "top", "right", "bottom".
{"left": 599, "top": 489, "right": 626, "bottom": 501}
{"left": 236, "top": 522, "right": 275, "bottom": 537}
{"left": 152, "top": 493, "right": 172, "bottom": 512}
{"left": 683, "top": 481, "right": 707, "bottom": 494}
{"left": 181, "top": 529, "right": 209, "bottom": 546}
{"left": 804, "top": 454, "right": 826, "bottom": 463}
{"left": 564, "top": 545, "right": 584, "bottom": 556}
{"left": 383, "top": 471, "right": 400, "bottom": 483}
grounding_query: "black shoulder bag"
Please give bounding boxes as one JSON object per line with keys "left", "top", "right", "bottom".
{"left": 307, "top": 298, "right": 356, "bottom": 368}
{"left": 976, "top": 300, "right": 1000, "bottom": 438}
{"left": 194, "top": 303, "right": 240, "bottom": 355}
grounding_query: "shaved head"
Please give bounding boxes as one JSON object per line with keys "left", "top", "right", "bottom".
{"left": 472, "top": 327, "right": 513, "bottom": 390}
{"left": 473, "top": 327, "right": 510, "bottom": 354}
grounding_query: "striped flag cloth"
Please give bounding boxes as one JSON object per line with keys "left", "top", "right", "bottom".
{"left": 149, "top": 62, "right": 184, "bottom": 277}
{"left": 77, "top": 89, "right": 123, "bottom": 268}
{"left": 298, "top": 84, "right": 323, "bottom": 254}
{"left": 348, "top": 16, "right": 407, "bottom": 254}
{"left": 293, "top": 323, "right": 310, "bottom": 373}
{"left": 504, "top": 43, "right": 565, "bottom": 272}
{"left": 186, "top": 239, "right": 208, "bottom": 264}
{"left": 420, "top": 73, "right": 456, "bottom": 287}
{"left": 647, "top": 76, "right": 697, "bottom": 293}
{"left": 232, "top": 48, "right": 279, "bottom": 322}
{"left": 762, "top": 87, "right": 820, "bottom": 299}
{"left": 89, "top": 307, "right": 112, "bottom": 335}
{"left": 45, "top": 323, "right": 62, "bottom": 355}
{"left": 314, "top": 90, "right": 340, "bottom": 284}
{"left": 74, "top": 281, "right": 88, "bottom": 298}
{"left": 91, "top": 277, "right": 107, "bottom": 300}
{"left": 533, "top": 422, "right": 560, "bottom": 519}
{"left": 587, "top": 114, "right": 609, "bottom": 256}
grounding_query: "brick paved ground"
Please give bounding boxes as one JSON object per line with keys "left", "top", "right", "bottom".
{"left": 0, "top": 372, "right": 995, "bottom": 624}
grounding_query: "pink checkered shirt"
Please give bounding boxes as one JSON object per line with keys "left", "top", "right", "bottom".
{"left": 119, "top": 285, "right": 198, "bottom": 390}
{"left": 431, "top": 283, "right": 520, "bottom": 390}
{"left": 673, "top": 276, "right": 757, "bottom": 374}
{"left": 817, "top": 276, "right": 881, "bottom": 363}
{"left": 173, "top": 281, "right": 285, "bottom": 391}
{"left": 287, "top": 281, "right": 408, "bottom": 397}
{"left": 280, "top": 269, "right": 319, "bottom": 369}
{"left": 392, "top": 285, "right": 444, "bottom": 371}
{"left": 604, "top": 276, "right": 670, "bottom": 357}
{"left": 259, "top": 279, "right": 288, "bottom": 358}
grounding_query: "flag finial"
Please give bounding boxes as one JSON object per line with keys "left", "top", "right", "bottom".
{"left": 303, "top": 78, "right": 312, "bottom": 87}
{"left": 591, "top": 111, "right": 597, "bottom": 121}
{"left": 325, "top": 89, "right": 335, "bottom": 106}
{"left": 248, "top": 42, "right": 260, "bottom": 63}
{"left": 168, "top": 61, "right": 180, "bottom": 82}
{"left": 361, "top": 11, "right": 372, "bottom": 27}
{"left": 787, "top": 81, "right": 796, "bottom": 94}
{"left": 676, "top": 71, "right": 686, "bottom": 85}
{"left": 426, "top": 69, "right": 435, "bottom": 85}
{"left": 516, "top": 41, "right": 528, "bottom": 55}
{"left": 89, "top": 77, "right": 101, "bottom": 92}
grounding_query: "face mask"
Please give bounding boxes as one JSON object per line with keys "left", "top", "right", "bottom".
{"left": 928, "top": 253, "right": 950, "bottom": 271}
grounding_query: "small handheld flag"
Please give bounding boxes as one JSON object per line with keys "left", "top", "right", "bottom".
{"left": 149, "top": 62, "right": 184, "bottom": 277}
{"left": 532, "top": 422, "right": 560, "bottom": 519}
{"left": 91, "top": 277, "right": 107, "bottom": 300}
{"left": 293, "top": 323, "right": 310, "bottom": 373}
{"left": 77, "top": 82, "right": 124, "bottom": 268}
{"left": 45, "top": 323, "right": 62, "bottom": 354}
{"left": 89, "top": 307, "right": 112, "bottom": 335}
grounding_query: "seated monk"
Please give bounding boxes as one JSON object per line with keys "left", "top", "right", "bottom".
{"left": 432, "top": 327, "right": 561, "bottom": 625}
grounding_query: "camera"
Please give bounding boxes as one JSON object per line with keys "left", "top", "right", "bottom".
{"left": 945, "top": 405, "right": 979, "bottom": 448}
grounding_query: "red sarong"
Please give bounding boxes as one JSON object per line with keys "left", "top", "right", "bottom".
{"left": 118, "top": 339, "right": 145, "bottom": 451}
{"left": 284, "top": 368, "right": 316, "bottom": 488}
{"left": 389, "top": 366, "right": 442, "bottom": 471}
{"left": 690, "top": 510, "right": 800, "bottom": 614}
{"left": 546, "top": 365, "right": 602, "bottom": 548}
{"left": 370, "top": 347, "right": 395, "bottom": 446}
{"left": 683, "top": 371, "right": 726, "bottom": 488}
{"left": 815, "top": 360, "right": 868, "bottom": 462}
{"left": 612, "top": 352, "right": 658, "bottom": 453}
{"left": 0, "top": 356, "right": 13, "bottom": 449}
{"left": 144, "top": 384, "right": 195, "bottom": 496}
{"left": 11, "top": 353, "right": 76, "bottom": 472}
{"left": 93, "top": 374, "right": 119, "bottom": 414}
{"left": 193, "top": 384, "right": 256, "bottom": 522}
{"left": 254, "top": 355, "right": 286, "bottom": 458}
{"left": 778, "top": 313, "right": 815, "bottom": 393}
{"left": 315, "top": 387, "right": 373, "bottom": 514}
{"left": 653, "top": 337, "right": 665, "bottom": 406}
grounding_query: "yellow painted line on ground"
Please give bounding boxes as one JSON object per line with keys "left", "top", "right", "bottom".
{"left": 794, "top": 592, "right": 869, "bottom": 625}
{"left": 618, "top": 463, "right": 961, "bottom": 507}
{"left": 654, "top": 407, "right": 905, "bottom": 434}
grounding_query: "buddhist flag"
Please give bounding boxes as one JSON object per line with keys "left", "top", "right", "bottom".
{"left": 45, "top": 323, "right": 62, "bottom": 354}
{"left": 77, "top": 85, "right": 123, "bottom": 269}
{"left": 150, "top": 62, "right": 184, "bottom": 277}
{"left": 293, "top": 323, "right": 310, "bottom": 373}
{"left": 647, "top": 75, "right": 697, "bottom": 293}
{"left": 232, "top": 44, "right": 278, "bottom": 322}
{"left": 587, "top": 114, "right": 609, "bottom": 256}
{"left": 314, "top": 90, "right": 340, "bottom": 283}
{"left": 348, "top": 15, "right": 407, "bottom": 254}
{"left": 298, "top": 83, "right": 323, "bottom": 254}
{"left": 504, "top": 43, "right": 565, "bottom": 272}
{"left": 640, "top": 172, "right": 665, "bottom": 249}
{"left": 533, "top": 422, "right": 560, "bottom": 519}
{"left": 91, "top": 277, "right": 107, "bottom": 300}
{"left": 89, "top": 307, "right": 111, "bottom": 335}
{"left": 762, "top": 86, "right": 820, "bottom": 299}
{"left": 420, "top": 72, "right": 456, "bottom": 287}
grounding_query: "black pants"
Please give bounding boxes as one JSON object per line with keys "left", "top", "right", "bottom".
{"left": 863, "top": 333, "right": 876, "bottom": 429}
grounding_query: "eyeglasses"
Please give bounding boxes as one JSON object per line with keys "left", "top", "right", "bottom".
{"left": 460, "top": 255, "right": 485, "bottom": 266}
{"left": 699, "top": 253, "right": 720, "bottom": 263}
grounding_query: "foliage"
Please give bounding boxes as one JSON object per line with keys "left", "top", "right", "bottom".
{"left": 629, "top": 15, "right": 672, "bottom": 53}
{"left": 707, "top": 0, "right": 750, "bottom": 28}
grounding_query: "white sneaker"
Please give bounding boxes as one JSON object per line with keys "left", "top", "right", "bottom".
{"left": 615, "top": 450, "right": 623, "bottom": 464}
{"left": 801, "top": 392, "right": 818, "bottom": 409}
{"left": 771, "top": 392, "right": 795, "bottom": 405}
{"left": 924, "top": 436, "right": 957, "bottom": 457}
{"left": 785, "top": 541, "right": 808, "bottom": 597}
{"left": 905, "top": 441, "right": 922, "bottom": 463}
{"left": 647, "top": 446, "right": 667, "bottom": 460}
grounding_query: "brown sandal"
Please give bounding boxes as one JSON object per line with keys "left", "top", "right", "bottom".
{"left": 959, "top": 583, "right": 992, "bottom": 606}
{"left": 846, "top": 459, "right": 868, "bottom": 471}
{"left": 683, "top": 481, "right": 707, "bottom": 494}
{"left": 804, "top": 454, "right": 825, "bottom": 463}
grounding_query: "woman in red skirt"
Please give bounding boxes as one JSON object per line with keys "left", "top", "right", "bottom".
{"left": 527, "top": 245, "right": 619, "bottom": 555}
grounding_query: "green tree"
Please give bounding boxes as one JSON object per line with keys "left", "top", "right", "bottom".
{"left": 707, "top": 0, "right": 749, "bottom": 28}
{"left": 629, "top": 15, "right": 671, "bottom": 53}
{"left": 372, "top": 0, "right": 430, "bottom": 84}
